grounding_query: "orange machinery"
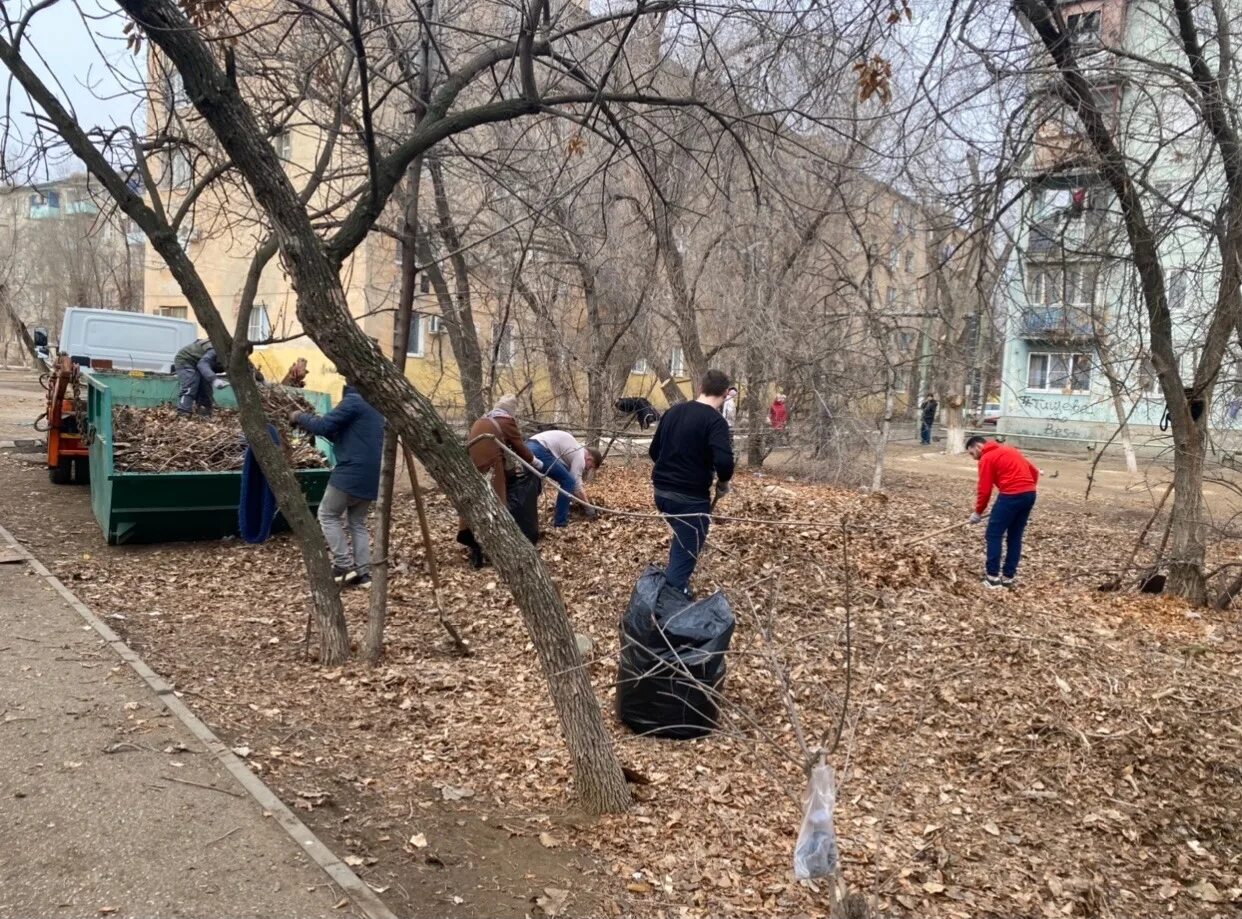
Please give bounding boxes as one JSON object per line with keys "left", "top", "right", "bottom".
{"left": 38, "top": 355, "right": 111, "bottom": 484}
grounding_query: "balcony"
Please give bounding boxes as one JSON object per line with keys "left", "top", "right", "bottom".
{"left": 1020, "top": 307, "right": 1098, "bottom": 341}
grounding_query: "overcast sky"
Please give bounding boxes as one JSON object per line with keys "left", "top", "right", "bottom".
{"left": 4, "top": 0, "right": 143, "bottom": 178}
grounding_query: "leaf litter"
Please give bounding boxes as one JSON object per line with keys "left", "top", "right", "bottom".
{"left": 13, "top": 458, "right": 1242, "bottom": 918}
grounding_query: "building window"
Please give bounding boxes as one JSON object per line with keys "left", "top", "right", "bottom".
{"left": 632, "top": 357, "right": 648, "bottom": 375}
{"left": 171, "top": 148, "right": 192, "bottom": 187}
{"left": 1067, "top": 10, "right": 1101, "bottom": 48}
{"left": 905, "top": 250, "right": 915, "bottom": 273}
{"left": 1027, "top": 352, "right": 1091, "bottom": 393}
{"left": 1168, "top": 269, "right": 1188, "bottom": 310}
{"left": 420, "top": 272, "right": 431, "bottom": 294}
{"left": 398, "top": 312, "right": 423, "bottom": 357}
{"left": 670, "top": 347, "right": 685, "bottom": 377}
{"left": 886, "top": 288, "right": 897, "bottom": 308}
{"left": 889, "top": 248, "right": 900, "bottom": 272}
{"left": 1137, "top": 356, "right": 1162, "bottom": 396}
{"left": 248, "top": 304, "right": 271, "bottom": 343}
{"left": 273, "top": 130, "right": 293, "bottom": 162}
{"left": 493, "top": 322, "right": 515, "bottom": 367}
{"left": 166, "top": 69, "right": 188, "bottom": 109}
{"left": 1029, "top": 263, "right": 1098, "bottom": 307}
{"left": 157, "top": 305, "right": 188, "bottom": 319}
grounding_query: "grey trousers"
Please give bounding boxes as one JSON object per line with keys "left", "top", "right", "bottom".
{"left": 317, "top": 485, "right": 372, "bottom": 574}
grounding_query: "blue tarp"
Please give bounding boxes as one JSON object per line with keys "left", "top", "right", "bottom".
{"left": 238, "top": 425, "right": 280, "bottom": 544}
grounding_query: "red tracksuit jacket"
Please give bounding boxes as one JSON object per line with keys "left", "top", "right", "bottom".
{"left": 975, "top": 442, "right": 1039, "bottom": 514}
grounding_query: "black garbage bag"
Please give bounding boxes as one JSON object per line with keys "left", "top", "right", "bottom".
{"left": 506, "top": 471, "right": 541, "bottom": 544}
{"left": 616, "top": 565, "right": 734, "bottom": 739}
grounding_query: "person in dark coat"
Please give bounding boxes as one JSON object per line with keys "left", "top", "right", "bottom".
{"left": 649, "top": 369, "right": 734, "bottom": 596}
{"left": 919, "top": 393, "right": 939, "bottom": 445}
{"left": 456, "top": 395, "right": 542, "bottom": 568}
{"left": 615, "top": 396, "right": 661, "bottom": 430}
{"left": 290, "top": 385, "right": 385, "bottom": 587}
{"left": 173, "top": 339, "right": 225, "bottom": 416}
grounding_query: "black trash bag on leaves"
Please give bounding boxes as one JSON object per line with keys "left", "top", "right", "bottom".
{"left": 506, "top": 471, "right": 541, "bottom": 544}
{"left": 616, "top": 565, "right": 734, "bottom": 739}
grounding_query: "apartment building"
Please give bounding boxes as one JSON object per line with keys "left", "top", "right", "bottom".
{"left": 0, "top": 174, "right": 143, "bottom": 366}
{"left": 999, "top": 0, "right": 1238, "bottom": 446}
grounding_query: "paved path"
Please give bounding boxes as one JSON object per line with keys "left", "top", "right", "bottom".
{"left": 0, "top": 551, "right": 364, "bottom": 918}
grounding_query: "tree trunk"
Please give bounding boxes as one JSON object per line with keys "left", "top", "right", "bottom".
{"left": 366, "top": 156, "right": 425, "bottom": 663}
{"left": 1106, "top": 376, "right": 1139, "bottom": 476}
{"left": 427, "top": 158, "right": 486, "bottom": 418}
{"left": 585, "top": 366, "right": 608, "bottom": 450}
{"left": 1166, "top": 429, "right": 1208, "bottom": 603}
{"left": 121, "top": 1, "right": 630, "bottom": 810}
{"left": 745, "top": 344, "right": 767, "bottom": 466}
{"left": 943, "top": 394, "right": 966, "bottom": 454}
{"left": 415, "top": 234, "right": 485, "bottom": 422}
{"left": 871, "top": 368, "right": 896, "bottom": 492}
{"left": 228, "top": 354, "right": 351, "bottom": 664}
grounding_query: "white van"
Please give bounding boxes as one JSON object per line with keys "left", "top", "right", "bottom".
{"left": 58, "top": 307, "right": 198, "bottom": 372}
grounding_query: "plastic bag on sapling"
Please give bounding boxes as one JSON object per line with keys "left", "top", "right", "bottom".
{"left": 794, "top": 763, "right": 839, "bottom": 879}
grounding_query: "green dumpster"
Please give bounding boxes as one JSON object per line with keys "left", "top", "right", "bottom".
{"left": 86, "top": 371, "right": 335, "bottom": 545}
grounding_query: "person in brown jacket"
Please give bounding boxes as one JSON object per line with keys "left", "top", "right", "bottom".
{"left": 281, "top": 357, "right": 309, "bottom": 388}
{"left": 456, "top": 394, "right": 542, "bottom": 568}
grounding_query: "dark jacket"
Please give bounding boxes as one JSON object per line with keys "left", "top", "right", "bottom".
{"left": 615, "top": 396, "right": 660, "bottom": 430}
{"left": 920, "top": 398, "right": 938, "bottom": 423}
{"left": 174, "top": 339, "right": 223, "bottom": 383}
{"left": 296, "top": 386, "right": 385, "bottom": 500}
{"left": 649, "top": 400, "right": 734, "bottom": 500}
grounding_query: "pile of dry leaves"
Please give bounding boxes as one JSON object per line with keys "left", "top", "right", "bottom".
{"left": 27, "top": 461, "right": 1242, "bottom": 917}
{"left": 113, "top": 387, "right": 326, "bottom": 472}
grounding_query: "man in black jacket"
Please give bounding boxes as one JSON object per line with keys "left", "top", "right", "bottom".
{"left": 919, "top": 393, "right": 938, "bottom": 445}
{"left": 649, "top": 369, "right": 734, "bottom": 595}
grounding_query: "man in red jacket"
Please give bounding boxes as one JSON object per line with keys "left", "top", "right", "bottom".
{"left": 967, "top": 436, "right": 1039, "bottom": 589}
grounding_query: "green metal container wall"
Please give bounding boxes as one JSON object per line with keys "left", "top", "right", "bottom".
{"left": 86, "top": 371, "right": 336, "bottom": 545}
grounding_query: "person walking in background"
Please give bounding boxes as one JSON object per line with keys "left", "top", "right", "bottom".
{"left": 457, "top": 395, "right": 542, "bottom": 568}
{"left": 173, "top": 338, "right": 226, "bottom": 416}
{"left": 650, "top": 370, "right": 734, "bottom": 597}
{"left": 966, "top": 435, "right": 1039, "bottom": 589}
{"left": 722, "top": 386, "right": 739, "bottom": 429}
{"left": 281, "top": 357, "right": 309, "bottom": 388}
{"left": 919, "top": 392, "right": 939, "bottom": 445}
{"left": 290, "top": 384, "right": 385, "bottom": 587}
{"left": 527, "top": 429, "right": 602, "bottom": 528}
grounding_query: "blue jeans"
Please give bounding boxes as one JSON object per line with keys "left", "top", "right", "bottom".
{"left": 920, "top": 419, "right": 933, "bottom": 444}
{"left": 986, "top": 491, "right": 1036, "bottom": 578}
{"left": 655, "top": 493, "right": 711, "bottom": 593}
{"left": 527, "top": 441, "right": 578, "bottom": 527}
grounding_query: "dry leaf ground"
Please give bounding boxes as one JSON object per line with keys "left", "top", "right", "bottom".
{"left": 0, "top": 446, "right": 1239, "bottom": 918}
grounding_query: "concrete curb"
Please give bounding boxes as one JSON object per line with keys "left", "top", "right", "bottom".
{"left": 0, "top": 522, "right": 397, "bottom": 919}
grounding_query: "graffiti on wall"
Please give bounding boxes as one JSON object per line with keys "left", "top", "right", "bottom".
{"left": 1006, "top": 421, "right": 1077, "bottom": 440}
{"left": 1015, "top": 394, "right": 1093, "bottom": 422}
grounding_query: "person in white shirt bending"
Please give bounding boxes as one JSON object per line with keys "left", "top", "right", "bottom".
{"left": 525, "top": 429, "right": 603, "bottom": 528}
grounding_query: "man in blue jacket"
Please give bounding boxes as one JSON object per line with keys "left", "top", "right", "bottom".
{"left": 649, "top": 369, "right": 734, "bottom": 596}
{"left": 290, "top": 385, "right": 385, "bottom": 588}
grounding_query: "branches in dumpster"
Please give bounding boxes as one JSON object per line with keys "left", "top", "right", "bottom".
{"left": 113, "top": 390, "right": 327, "bottom": 473}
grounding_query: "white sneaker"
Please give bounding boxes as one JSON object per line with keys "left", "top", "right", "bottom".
{"left": 982, "top": 575, "right": 1004, "bottom": 589}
